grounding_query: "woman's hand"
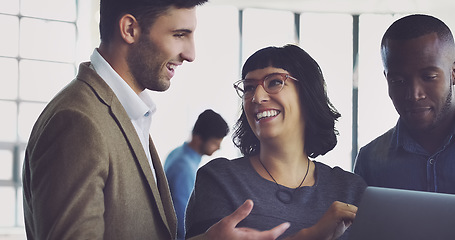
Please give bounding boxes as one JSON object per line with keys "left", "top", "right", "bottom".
{"left": 189, "top": 199, "right": 290, "bottom": 240}
{"left": 286, "top": 201, "right": 357, "bottom": 240}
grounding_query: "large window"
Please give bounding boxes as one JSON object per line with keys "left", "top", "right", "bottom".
{"left": 357, "top": 14, "right": 402, "bottom": 149}
{"left": 0, "top": 0, "right": 79, "bottom": 237}
{"left": 299, "top": 13, "right": 354, "bottom": 170}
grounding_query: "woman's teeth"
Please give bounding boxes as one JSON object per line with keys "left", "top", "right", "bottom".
{"left": 256, "top": 110, "right": 279, "bottom": 120}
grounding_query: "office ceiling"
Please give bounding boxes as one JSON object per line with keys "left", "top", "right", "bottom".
{"left": 208, "top": 0, "right": 455, "bottom": 14}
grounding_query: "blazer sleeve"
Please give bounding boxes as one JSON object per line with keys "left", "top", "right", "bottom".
{"left": 24, "top": 108, "right": 109, "bottom": 239}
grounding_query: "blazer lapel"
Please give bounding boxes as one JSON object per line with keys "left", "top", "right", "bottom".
{"left": 149, "top": 136, "right": 177, "bottom": 238}
{"left": 77, "top": 62, "right": 174, "bottom": 237}
{"left": 110, "top": 102, "right": 174, "bottom": 236}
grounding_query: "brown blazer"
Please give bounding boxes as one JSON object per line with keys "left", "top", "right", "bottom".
{"left": 23, "top": 62, "right": 177, "bottom": 239}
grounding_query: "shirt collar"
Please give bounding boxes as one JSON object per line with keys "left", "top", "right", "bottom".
{"left": 90, "top": 49, "right": 157, "bottom": 120}
{"left": 393, "top": 118, "right": 455, "bottom": 154}
{"left": 183, "top": 142, "right": 203, "bottom": 158}
{"left": 393, "top": 119, "right": 419, "bottom": 153}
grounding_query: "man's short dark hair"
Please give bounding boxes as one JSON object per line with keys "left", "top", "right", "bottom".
{"left": 381, "top": 14, "right": 454, "bottom": 46}
{"left": 192, "top": 109, "right": 229, "bottom": 141}
{"left": 99, "top": 0, "right": 208, "bottom": 44}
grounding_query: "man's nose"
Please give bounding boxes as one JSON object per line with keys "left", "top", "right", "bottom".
{"left": 406, "top": 79, "right": 426, "bottom": 101}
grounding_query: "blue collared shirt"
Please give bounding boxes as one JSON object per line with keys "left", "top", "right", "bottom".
{"left": 354, "top": 119, "right": 455, "bottom": 193}
{"left": 164, "top": 142, "right": 202, "bottom": 240}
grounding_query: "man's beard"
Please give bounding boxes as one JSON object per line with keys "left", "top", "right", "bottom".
{"left": 427, "top": 83, "right": 453, "bottom": 132}
{"left": 126, "top": 35, "right": 170, "bottom": 92}
{"left": 434, "top": 85, "right": 453, "bottom": 125}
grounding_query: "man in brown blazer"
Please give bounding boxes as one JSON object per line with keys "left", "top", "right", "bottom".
{"left": 22, "top": 0, "right": 291, "bottom": 239}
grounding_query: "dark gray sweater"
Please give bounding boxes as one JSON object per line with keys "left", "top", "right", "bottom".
{"left": 186, "top": 157, "right": 367, "bottom": 239}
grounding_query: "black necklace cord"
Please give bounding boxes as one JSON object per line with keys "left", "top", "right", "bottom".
{"left": 258, "top": 157, "right": 310, "bottom": 204}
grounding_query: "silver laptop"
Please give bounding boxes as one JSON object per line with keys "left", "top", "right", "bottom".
{"left": 348, "top": 186, "right": 455, "bottom": 240}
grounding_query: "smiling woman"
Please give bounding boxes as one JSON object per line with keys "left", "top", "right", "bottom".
{"left": 185, "top": 44, "right": 367, "bottom": 240}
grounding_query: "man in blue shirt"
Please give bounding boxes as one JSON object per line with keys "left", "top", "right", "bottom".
{"left": 164, "top": 109, "right": 229, "bottom": 239}
{"left": 354, "top": 14, "right": 455, "bottom": 193}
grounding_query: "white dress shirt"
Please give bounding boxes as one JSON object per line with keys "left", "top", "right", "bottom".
{"left": 90, "top": 48, "right": 157, "bottom": 182}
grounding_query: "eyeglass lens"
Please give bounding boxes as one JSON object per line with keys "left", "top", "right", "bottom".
{"left": 238, "top": 73, "right": 286, "bottom": 98}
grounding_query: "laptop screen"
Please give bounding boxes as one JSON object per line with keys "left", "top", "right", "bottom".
{"left": 348, "top": 186, "right": 455, "bottom": 240}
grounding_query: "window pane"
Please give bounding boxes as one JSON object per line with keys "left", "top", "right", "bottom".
{"left": 0, "top": 187, "right": 16, "bottom": 227}
{"left": 0, "top": 101, "right": 17, "bottom": 142}
{"left": 0, "top": 0, "right": 19, "bottom": 15}
{"left": 17, "top": 187, "right": 24, "bottom": 226}
{"left": 0, "top": 58, "right": 18, "bottom": 100}
{"left": 21, "top": 0, "right": 76, "bottom": 21}
{"left": 20, "top": 18, "right": 76, "bottom": 62}
{"left": 19, "top": 60, "right": 75, "bottom": 102}
{"left": 18, "top": 102, "right": 46, "bottom": 142}
{"left": 242, "top": 8, "right": 296, "bottom": 63}
{"left": 19, "top": 148, "right": 25, "bottom": 182}
{"left": 300, "top": 13, "right": 353, "bottom": 171}
{"left": 357, "top": 14, "right": 401, "bottom": 148}
{"left": 0, "top": 149, "right": 13, "bottom": 180}
{"left": 0, "top": 15, "right": 19, "bottom": 57}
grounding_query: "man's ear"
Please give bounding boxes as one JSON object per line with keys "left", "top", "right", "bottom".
{"left": 192, "top": 134, "right": 202, "bottom": 144}
{"left": 119, "top": 14, "right": 139, "bottom": 44}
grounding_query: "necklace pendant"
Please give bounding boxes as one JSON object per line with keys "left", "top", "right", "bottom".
{"left": 276, "top": 189, "right": 293, "bottom": 204}
{"left": 257, "top": 157, "right": 311, "bottom": 205}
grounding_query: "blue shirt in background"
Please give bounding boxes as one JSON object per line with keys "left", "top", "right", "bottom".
{"left": 354, "top": 118, "right": 455, "bottom": 193}
{"left": 164, "top": 142, "right": 202, "bottom": 240}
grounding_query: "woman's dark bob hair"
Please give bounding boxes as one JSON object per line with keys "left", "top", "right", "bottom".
{"left": 232, "top": 44, "right": 341, "bottom": 158}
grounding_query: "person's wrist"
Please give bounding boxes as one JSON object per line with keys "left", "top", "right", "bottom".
{"left": 302, "top": 225, "right": 326, "bottom": 240}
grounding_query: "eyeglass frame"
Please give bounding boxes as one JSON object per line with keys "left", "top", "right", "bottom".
{"left": 233, "top": 72, "right": 299, "bottom": 99}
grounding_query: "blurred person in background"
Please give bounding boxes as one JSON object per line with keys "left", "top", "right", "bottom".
{"left": 165, "top": 109, "right": 229, "bottom": 240}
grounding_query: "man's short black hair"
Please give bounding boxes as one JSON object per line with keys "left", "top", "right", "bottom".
{"left": 381, "top": 14, "right": 454, "bottom": 46}
{"left": 192, "top": 109, "right": 229, "bottom": 141}
{"left": 99, "top": 0, "right": 208, "bottom": 44}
